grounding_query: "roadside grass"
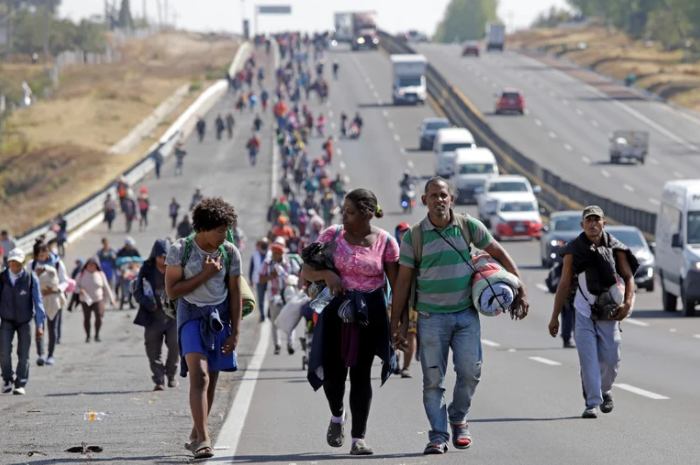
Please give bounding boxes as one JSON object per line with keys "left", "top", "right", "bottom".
{"left": 0, "top": 31, "right": 239, "bottom": 235}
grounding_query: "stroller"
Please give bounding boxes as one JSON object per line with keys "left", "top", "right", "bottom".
{"left": 116, "top": 256, "right": 145, "bottom": 310}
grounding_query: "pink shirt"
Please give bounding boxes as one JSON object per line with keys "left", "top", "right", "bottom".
{"left": 317, "top": 225, "right": 400, "bottom": 291}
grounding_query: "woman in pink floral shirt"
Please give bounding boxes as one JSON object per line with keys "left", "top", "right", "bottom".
{"left": 302, "top": 188, "right": 399, "bottom": 456}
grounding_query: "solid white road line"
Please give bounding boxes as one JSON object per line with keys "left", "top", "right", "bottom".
{"left": 529, "top": 356, "right": 562, "bottom": 366}
{"left": 614, "top": 383, "right": 670, "bottom": 400}
{"left": 481, "top": 339, "right": 501, "bottom": 347}
{"left": 625, "top": 318, "right": 649, "bottom": 327}
{"left": 214, "top": 322, "right": 271, "bottom": 459}
{"left": 535, "top": 283, "right": 549, "bottom": 293}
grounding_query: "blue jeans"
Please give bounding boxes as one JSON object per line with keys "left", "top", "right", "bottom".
{"left": 256, "top": 283, "right": 267, "bottom": 320}
{"left": 417, "top": 308, "right": 482, "bottom": 445}
{"left": 0, "top": 320, "right": 32, "bottom": 387}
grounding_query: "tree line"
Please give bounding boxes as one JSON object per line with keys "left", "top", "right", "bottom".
{"left": 433, "top": 0, "right": 498, "bottom": 43}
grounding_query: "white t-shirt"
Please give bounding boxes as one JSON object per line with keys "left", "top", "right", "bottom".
{"left": 573, "top": 272, "right": 594, "bottom": 319}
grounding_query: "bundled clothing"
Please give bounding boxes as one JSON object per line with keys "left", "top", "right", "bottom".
{"left": 470, "top": 253, "right": 521, "bottom": 317}
{"left": 36, "top": 265, "right": 66, "bottom": 359}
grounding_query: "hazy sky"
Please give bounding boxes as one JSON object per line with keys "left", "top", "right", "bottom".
{"left": 60, "top": 0, "right": 569, "bottom": 35}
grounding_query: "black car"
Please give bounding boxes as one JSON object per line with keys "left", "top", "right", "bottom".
{"left": 540, "top": 211, "right": 581, "bottom": 268}
{"left": 418, "top": 117, "right": 450, "bottom": 150}
{"left": 605, "top": 225, "right": 656, "bottom": 292}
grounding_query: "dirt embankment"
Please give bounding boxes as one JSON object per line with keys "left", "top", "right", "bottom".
{"left": 509, "top": 27, "right": 700, "bottom": 112}
{"left": 0, "top": 31, "right": 239, "bottom": 235}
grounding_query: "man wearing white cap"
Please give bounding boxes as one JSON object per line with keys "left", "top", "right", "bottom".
{"left": 0, "top": 249, "right": 46, "bottom": 395}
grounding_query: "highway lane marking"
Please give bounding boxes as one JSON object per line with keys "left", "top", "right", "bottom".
{"left": 535, "top": 119, "right": 543, "bottom": 127}
{"left": 329, "top": 110, "right": 334, "bottom": 118}
{"left": 549, "top": 91, "right": 556, "bottom": 97}
{"left": 625, "top": 318, "right": 649, "bottom": 327}
{"left": 213, "top": 322, "right": 271, "bottom": 459}
{"left": 614, "top": 383, "right": 670, "bottom": 400}
{"left": 326, "top": 101, "right": 331, "bottom": 108}
{"left": 693, "top": 334, "right": 700, "bottom": 339}
{"left": 591, "top": 120, "right": 599, "bottom": 128}
{"left": 581, "top": 156, "right": 591, "bottom": 164}
{"left": 339, "top": 161, "right": 346, "bottom": 170}
{"left": 601, "top": 169, "right": 611, "bottom": 178}
{"left": 549, "top": 131, "right": 557, "bottom": 139}
{"left": 669, "top": 328, "right": 677, "bottom": 333}
{"left": 388, "top": 121, "right": 394, "bottom": 129}
{"left": 482, "top": 76, "right": 489, "bottom": 82}
{"left": 524, "top": 109, "right": 531, "bottom": 115}
{"left": 564, "top": 143, "right": 573, "bottom": 151}
{"left": 562, "top": 99, "right": 569, "bottom": 105}
{"left": 481, "top": 339, "right": 501, "bottom": 347}
{"left": 394, "top": 134, "right": 400, "bottom": 142}
{"left": 330, "top": 122, "right": 336, "bottom": 129}
{"left": 407, "top": 160, "right": 414, "bottom": 168}
{"left": 377, "top": 99, "right": 383, "bottom": 105}
{"left": 373, "top": 91, "right": 380, "bottom": 99}
{"left": 491, "top": 83, "right": 498, "bottom": 88}
{"left": 576, "top": 108, "right": 584, "bottom": 116}
{"left": 623, "top": 184, "right": 634, "bottom": 192}
{"left": 649, "top": 198, "right": 660, "bottom": 206}
{"left": 382, "top": 110, "right": 389, "bottom": 117}
{"left": 535, "top": 283, "right": 549, "bottom": 293}
{"left": 674, "top": 171, "right": 683, "bottom": 179}
{"left": 336, "top": 148, "right": 343, "bottom": 157}
{"left": 529, "top": 356, "right": 562, "bottom": 366}
{"left": 649, "top": 157, "right": 660, "bottom": 165}
{"left": 400, "top": 147, "right": 407, "bottom": 156}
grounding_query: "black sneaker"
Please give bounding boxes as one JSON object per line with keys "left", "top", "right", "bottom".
{"left": 287, "top": 344, "right": 295, "bottom": 355}
{"left": 326, "top": 418, "right": 345, "bottom": 448}
{"left": 274, "top": 345, "right": 281, "bottom": 355}
{"left": 601, "top": 393, "right": 614, "bottom": 414}
{"left": 424, "top": 443, "right": 448, "bottom": 455}
{"left": 582, "top": 407, "right": 598, "bottom": 419}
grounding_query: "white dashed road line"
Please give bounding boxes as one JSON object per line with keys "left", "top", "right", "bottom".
{"left": 601, "top": 169, "right": 611, "bottom": 178}
{"left": 649, "top": 198, "right": 660, "bottom": 206}
{"left": 388, "top": 121, "right": 394, "bottom": 129}
{"left": 336, "top": 148, "right": 343, "bottom": 157}
{"left": 564, "top": 144, "right": 573, "bottom": 151}
{"left": 591, "top": 120, "right": 599, "bottom": 128}
{"left": 624, "top": 318, "right": 649, "bottom": 327}
{"left": 394, "top": 134, "right": 400, "bottom": 142}
{"left": 581, "top": 156, "right": 591, "bottom": 164}
{"left": 623, "top": 184, "right": 634, "bottom": 192}
{"left": 382, "top": 110, "right": 389, "bottom": 117}
{"left": 576, "top": 108, "right": 584, "bottom": 116}
{"left": 692, "top": 334, "right": 700, "bottom": 339}
{"left": 481, "top": 339, "right": 501, "bottom": 347}
{"left": 535, "top": 119, "right": 543, "bottom": 127}
{"left": 649, "top": 158, "right": 659, "bottom": 165}
{"left": 614, "top": 383, "right": 670, "bottom": 400}
{"left": 400, "top": 147, "right": 407, "bottom": 156}
{"left": 407, "top": 160, "right": 414, "bottom": 168}
{"left": 549, "top": 131, "right": 557, "bottom": 139}
{"left": 529, "top": 357, "right": 562, "bottom": 366}
{"left": 339, "top": 161, "right": 346, "bottom": 170}
{"left": 674, "top": 171, "right": 683, "bottom": 179}
{"left": 535, "top": 283, "right": 549, "bottom": 293}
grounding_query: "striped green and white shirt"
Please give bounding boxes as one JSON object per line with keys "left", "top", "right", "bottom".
{"left": 399, "top": 213, "right": 492, "bottom": 313}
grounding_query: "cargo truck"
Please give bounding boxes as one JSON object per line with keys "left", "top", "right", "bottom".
{"left": 391, "top": 54, "right": 428, "bottom": 105}
{"left": 485, "top": 22, "right": 505, "bottom": 51}
{"left": 351, "top": 11, "right": 379, "bottom": 51}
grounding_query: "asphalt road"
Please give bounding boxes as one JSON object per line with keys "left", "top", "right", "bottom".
{"left": 226, "top": 45, "right": 700, "bottom": 465}
{"left": 413, "top": 43, "right": 700, "bottom": 213}
{"left": 4, "top": 44, "right": 700, "bottom": 465}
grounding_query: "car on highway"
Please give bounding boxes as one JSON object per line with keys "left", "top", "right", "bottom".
{"left": 605, "top": 225, "right": 656, "bottom": 292}
{"left": 489, "top": 194, "right": 543, "bottom": 241}
{"left": 495, "top": 88, "right": 525, "bottom": 115}
{"left": 462, "top": 41, "right": 480, "bottom": 57}
{"left": 454, "top": 148, "right": 499, "bottom": 204}
{"left": 433, "top": 127, "right": 476, "bottom": 177}
{"left": 476, "top": 175, "right": 541, "bottom": 227}
{"left": 418, "top": 117, "right": 450, "bottom": 150}
{"left": 540, "top": 210, "right": 582, "bottom": 268}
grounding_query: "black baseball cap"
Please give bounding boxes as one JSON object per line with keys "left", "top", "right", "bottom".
{"left": 582, "top": 205, "right": 604, "bottom": 219}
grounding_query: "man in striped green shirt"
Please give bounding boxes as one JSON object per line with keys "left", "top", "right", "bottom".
{"left": 391, "top": 177, "right": 529, "bottom": 455}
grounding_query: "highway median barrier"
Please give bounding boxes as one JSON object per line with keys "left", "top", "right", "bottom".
{"left": 378, "top": 31, "right": 658, "bottom": 240}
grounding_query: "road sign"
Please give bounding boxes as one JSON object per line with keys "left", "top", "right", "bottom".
{"left": 256, "top": 5, "right": 291, "bottom": 14}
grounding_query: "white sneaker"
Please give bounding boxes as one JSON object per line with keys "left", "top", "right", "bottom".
{"left": 46, "top": 357, "right": 55, "bottom": 366}
{"left": 13, "top": 386, "right": 26, "bottom": 395}
{"left": 2, "top": 381, "right": 12, "bottom": 394}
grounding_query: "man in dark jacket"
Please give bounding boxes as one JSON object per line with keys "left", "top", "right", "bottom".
{"left": 133, "top": 239, "right": 178, "bottom": 391}
{"left": 0, "top": 249, "right": 46, "bottom": 395}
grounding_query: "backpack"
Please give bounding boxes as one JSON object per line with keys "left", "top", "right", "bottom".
{"left": 407, "top": 213, "right": 474, "bottom": 311}
{"left": 160, "top": 234, "right": 231, "bottom": 320}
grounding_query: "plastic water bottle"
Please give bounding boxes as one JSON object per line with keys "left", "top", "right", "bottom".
{"left": 84, "top": 412, "right": 107, "bottom": 421}
{"left": 143, "top": 279, "right": 153, "bottom": 297}
{"left": 310, "top": 287, "right": 333, "bottom": 313}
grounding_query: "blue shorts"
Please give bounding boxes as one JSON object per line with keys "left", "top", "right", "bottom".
{"left": 180, "top": 320, "right": 238, "bottom": 373}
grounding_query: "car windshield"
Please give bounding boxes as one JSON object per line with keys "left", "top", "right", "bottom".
{"left": 399, "top": 77, "right": 422, "bottom": 87}
{"left": 550, "top": 216, "right": 580, "bottom": 232}
{"left": 502, "top": 92, "right": 521, "bottom": 99}
{"left": 426, "top": 121, "right": 449, "bottom": 130}
{"left": 687, "top": 211, "right": 700, "bottom": 244}
{"left": 441, "top": 143, "right": 473, "bottom": 152}
{"left": 458, "top": 163, "right": 495, "bottom": 175}
{"left": 500, "top": 201, "right": 535, "bottom": 212}
{"left": 610, "top": 229, "right": 645, "bottom": 248}
{"left": 488, "top": 181, "right": 528, "bottom": 193}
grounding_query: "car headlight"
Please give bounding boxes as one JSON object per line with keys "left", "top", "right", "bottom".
{"left": 372, "top": 38, "right": 379, "bottom": 44}
{"left": 550, "top": 239, "right": 564, "bottom": 247}
{"left": 357, "top": 38, "right": 365, "bottom": 44}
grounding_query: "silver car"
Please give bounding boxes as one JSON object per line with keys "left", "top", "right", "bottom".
{"left": 418, "top": 117, "right": 450, "bottom": 150}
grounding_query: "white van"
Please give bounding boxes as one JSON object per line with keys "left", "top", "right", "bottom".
{"left": 433, "top": 128, "right": 476, "bottom": 177}
{"left": 453, "top": 148, "right": 499, "bottom": 204}
{"left": 656, "top": 180, "right": 700, "bottom": 316}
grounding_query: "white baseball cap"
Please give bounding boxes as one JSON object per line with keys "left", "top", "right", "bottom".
{"left": 7, "top": 248, "right": 25, "bottom": 264}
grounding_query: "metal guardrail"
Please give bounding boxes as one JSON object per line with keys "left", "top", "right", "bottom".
{"left": 14, "top": 41, "right": 253, "bottom": 255}
{"left": 379, "top": 31, "right": 659, "bottom": 238}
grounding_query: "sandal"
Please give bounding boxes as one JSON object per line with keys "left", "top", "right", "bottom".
{"left": 185, "top": 440, "right": 198, "bottom": 452}
{"left": 423, "top": 443, "right": 448, "bottom": 455}
{"left": 194, "top": 440, "right": 214, "bottom": 459}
